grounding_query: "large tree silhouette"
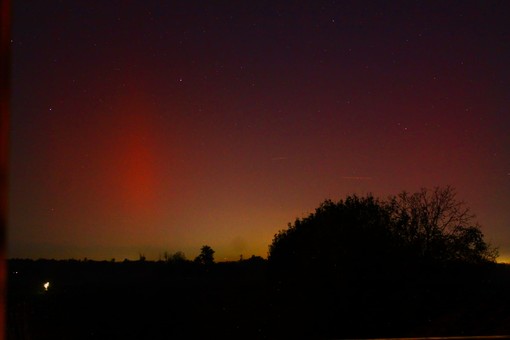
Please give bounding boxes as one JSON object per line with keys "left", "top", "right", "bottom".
{"left": 268, "top": 187, "right": 497, "bottom": 277}
{"left": 268, "top": 195, "right": 396, "bottom": 278}
{"left": 388, "top": 186, "right": 498, "bottom": 263}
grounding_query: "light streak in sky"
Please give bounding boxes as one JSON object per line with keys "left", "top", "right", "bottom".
{"left": 341, "top": 176, "right": 373, "bottom": 180}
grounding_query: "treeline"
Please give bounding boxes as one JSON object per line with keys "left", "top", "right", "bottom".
{"left": 7, "top": 186, "right": 510, "bottom": 338}
{"left": 8, "top": 254, "right": 266, "bottom": 294}
{"left": 8, "top": 253, "right": 510, "bottom": 338}
{"left": 269, "top": 186, "right": 497, "bottom": 277}
{"left": 264, "top": 186, "right": 509, "bottom": 337}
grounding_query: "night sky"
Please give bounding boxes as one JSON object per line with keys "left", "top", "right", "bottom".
{"left": 9, "top": 1, "right": 510, "bottom": 262}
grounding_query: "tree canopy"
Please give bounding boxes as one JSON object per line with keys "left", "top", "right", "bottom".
{"left": 268, "top": 187, "right": 497, "bottom": 276}
{"left": 194, "top": 245, "right": 215, "bottom": 265}
{"left": 387, "top": 186, "right": 498, "bottom": 263}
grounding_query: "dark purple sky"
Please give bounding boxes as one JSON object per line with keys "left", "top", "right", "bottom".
{"left": 9, "top": 1, "right": 510, "bottom": 261}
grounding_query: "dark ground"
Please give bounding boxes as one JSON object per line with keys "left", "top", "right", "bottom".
{"left": 7, "top": 258, "right": 510, "bottom": 339}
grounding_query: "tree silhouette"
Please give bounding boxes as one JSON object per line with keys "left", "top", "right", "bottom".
{"left": 268, "top": 187, "right": 497, "bottom": 278}
{"left": 388, "top": 186, "right": 498, "bottom": 263}
{"left": 194, "top": 245, "right": 215, "bottom": 265}
{"left": 164, "top": 251, "right": 187, "bottom": 264}
{"left": 171, "top": 251, "right": 187, "bottom": 263}
{"left": 268, "top": 195, "right": 396, "bottom": 278}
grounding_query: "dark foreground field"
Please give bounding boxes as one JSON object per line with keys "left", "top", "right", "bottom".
{"left": 7, "top": 258, "right": 510, "bottom": 339}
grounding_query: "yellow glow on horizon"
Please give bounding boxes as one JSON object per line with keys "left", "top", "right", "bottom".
{"left": 497, "top": 256, "right": 510, "bottom": 264}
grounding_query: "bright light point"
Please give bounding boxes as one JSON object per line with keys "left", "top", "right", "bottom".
{"left": 44, "top": 282, "right": 50, "bottom": 291}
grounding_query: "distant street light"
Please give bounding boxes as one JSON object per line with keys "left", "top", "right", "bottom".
{"left": 43, "top": 282, "right": 50, "bottom": 291}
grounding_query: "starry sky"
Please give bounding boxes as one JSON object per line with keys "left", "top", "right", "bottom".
{"left": 9, "top": 1, "right": 510, "bottom": 262}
